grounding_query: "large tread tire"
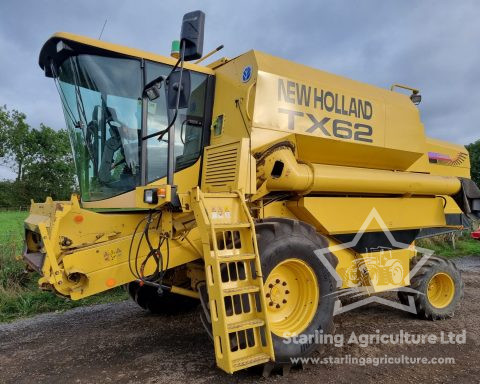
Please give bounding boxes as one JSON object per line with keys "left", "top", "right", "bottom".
{"left": 127, "top": 282, "right": 199, "bottom": 315}
{"left": 397, "top": 255, "right": 463, "bottom": 320}
{"left": 256, "top": 218, "right": 338, "bottom": 364}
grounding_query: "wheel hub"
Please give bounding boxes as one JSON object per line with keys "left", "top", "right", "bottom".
{"left": 427, "top": 272, "right": 455, "bottom": 309}
{"left": 266, "top": 280, "right": 289, "bottom": 309}
{"left": 264, "top": 258, "right": 319, "bottom": 337}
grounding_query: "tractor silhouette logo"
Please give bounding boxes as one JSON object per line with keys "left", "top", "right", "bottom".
{"left": 338, "top": 246, "right": 406, "bottom": 289}
{"left": 314, "top": 208, "right": 434, "bottom": 315}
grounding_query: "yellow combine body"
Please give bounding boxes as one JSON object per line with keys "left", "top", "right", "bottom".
{"left": 22, "top": 11, "right": 478, "bottom": 374}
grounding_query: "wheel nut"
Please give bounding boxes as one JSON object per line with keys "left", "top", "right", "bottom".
{"left": 268, "top": 283, "right": 274, "bottom": 288}
{"left": 276, "top": 304, "right": 281, "bottom": 308}
{"left": 282, "top": 281, "right": 287, "bottom": 286}
{"left": 285, "top": 290, "right": 290, "bottom": 294}
{"left": 269, "top": 302, "right": 274, "bottom": 306}
{"left": 266, "top": 293, "right": 270, "bottom": 298}
{"left": 282, "top": 299, "right": 287, "bottom": 304}
{"left": 276, "top": 279, "right": 280, "bottom": 284}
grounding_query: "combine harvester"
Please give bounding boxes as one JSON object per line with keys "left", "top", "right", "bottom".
{"left": 22, "top": 11, "right": 480, "bottom": 374}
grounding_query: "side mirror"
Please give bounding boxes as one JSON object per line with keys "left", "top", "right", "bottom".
{"left": 180, "top": 10, "right": 205, "bottom": 61}
{"left": 167, "top": 70, "right": 191, "bottom": 109}
{"left": 143, "top": 76, "right": 165, "bottom": 101}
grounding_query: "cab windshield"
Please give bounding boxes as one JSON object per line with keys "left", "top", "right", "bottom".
{"left": 55, "top": 53, "right": 208, "bottom": 202}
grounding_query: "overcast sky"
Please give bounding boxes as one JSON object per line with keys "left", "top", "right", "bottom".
{"left": 0, "top": 0, "right": 479, "bottom": 179}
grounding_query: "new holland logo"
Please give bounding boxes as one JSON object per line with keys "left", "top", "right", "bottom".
{"left": 242, "top": 66, "right": 252, "bottom": 83}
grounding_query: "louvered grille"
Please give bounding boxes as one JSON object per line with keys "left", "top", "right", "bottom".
{"left": 203, "top": 144, "right": 239, "bottom": 191}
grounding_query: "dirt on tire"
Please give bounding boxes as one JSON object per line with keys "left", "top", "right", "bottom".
{"left": 1, "top": 256, "right": 479, "bottom": 384}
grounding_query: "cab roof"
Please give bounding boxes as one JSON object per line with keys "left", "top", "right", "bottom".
{"left": 39, "top": 32, "right": 214, "bottom": 77}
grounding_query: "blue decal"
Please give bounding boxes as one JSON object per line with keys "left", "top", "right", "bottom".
{"left": 242, "top": 66, "right": 252, "bottom": 83}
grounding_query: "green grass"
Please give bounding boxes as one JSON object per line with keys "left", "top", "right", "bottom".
{"left": 0, "top": 285, "right": 128, "bottom": 323}
{"left": 0, "top": 210, "right": 27, "bottom": 233}
{"left": 0, "top": 210, "right": 127, "bottom": 323}
{"left": 417, "top": 232, "right": 480, "bottom": 258}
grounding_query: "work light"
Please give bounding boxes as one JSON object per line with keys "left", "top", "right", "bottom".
{"left": 143, "top": 189, "right": 158, "bottom": 204}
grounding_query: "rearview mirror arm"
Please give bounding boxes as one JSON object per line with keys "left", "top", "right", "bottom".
{"left": 166, "top": 39, "right": 186, "bottom": 187}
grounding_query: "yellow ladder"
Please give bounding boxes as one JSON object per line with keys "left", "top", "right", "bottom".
{"left": 192, "top": 188, "right": 274, "bottom": 373}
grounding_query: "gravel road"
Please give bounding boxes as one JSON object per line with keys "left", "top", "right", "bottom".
{"left": 1, "top": 256, "right": 479, "bottom": 384}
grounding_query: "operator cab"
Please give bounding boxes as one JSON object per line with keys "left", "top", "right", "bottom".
{"left": 38, "top": 32, "right": 213, "bottom": 203}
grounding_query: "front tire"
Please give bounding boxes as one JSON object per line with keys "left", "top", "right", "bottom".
{"left": 256, "top": 218, "right": 338, "bottom": 363}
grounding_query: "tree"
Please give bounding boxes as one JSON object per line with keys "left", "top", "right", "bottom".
{"left": 0, "top": 106, "right": 76, "bottom": 207}
{"left": 23, "top": 125, "right": 76, "bottom": 201}
{"left": 0, "top": 105, "right": 33, "bottom": 181}
{"left": 0, "top": 107, "right": 8, "bottom": 158}
{"left": 466, "top": 139, "right": 480, "bottom": 188}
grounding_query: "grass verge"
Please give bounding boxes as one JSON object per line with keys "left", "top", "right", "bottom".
{"left": 417, "top": 232, "right": 480, "bottom": 258}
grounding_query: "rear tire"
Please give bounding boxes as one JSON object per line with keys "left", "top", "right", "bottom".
{"left": 256, "top": 218, "right": 338, "bottom": 363}
{"left": 397, "top": 255, "right": 463, "bottom": 320}
{"left": 127, "top": 281, "right": 199, "bottom": 314}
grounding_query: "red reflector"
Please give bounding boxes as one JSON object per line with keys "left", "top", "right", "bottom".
{"left": 73, "top": 215, "right": 84, "bottom": 223}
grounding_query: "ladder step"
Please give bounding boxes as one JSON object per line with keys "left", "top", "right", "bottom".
{"left": 227, "top": 318, "right": 265, "bottom": 332}
{"left": 217, "top": 253, "right": 256, "bottom": 262}
{"left": 232, "top": 353, "right": 271, "bottom": 370}
{"left": 223, "top": 285, "right": 260, "bottom": 295}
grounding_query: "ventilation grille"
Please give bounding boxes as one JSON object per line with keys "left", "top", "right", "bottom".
{"left": 203, "top": 143, "right": 239, "bottom": 192}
